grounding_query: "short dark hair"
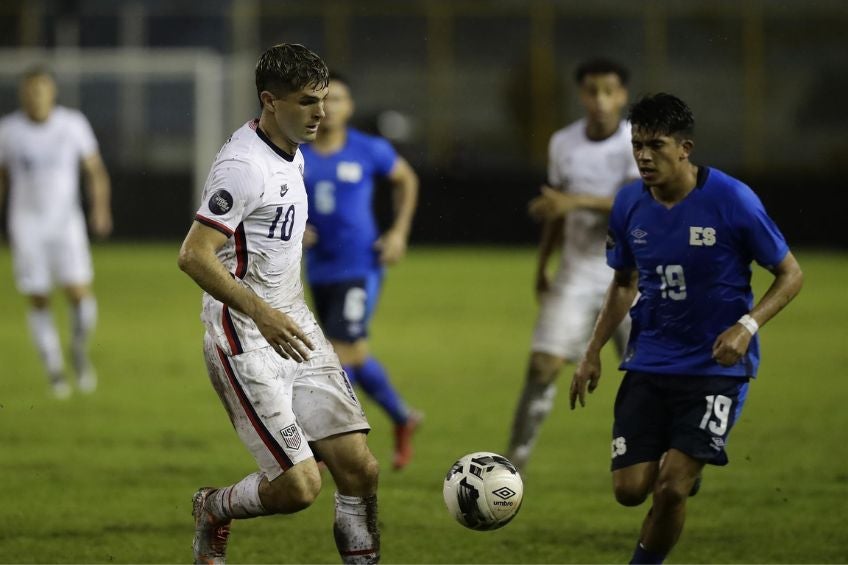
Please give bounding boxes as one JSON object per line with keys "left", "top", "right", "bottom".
{"left": 22, "top": 65, "right": 54, "bottom": 82}
{"left": 255, "top": 43, "right": 329, "bottom": 104}
{"left": 628, "top": 93, "right": 695, "bottom": 139}
{"left": 574, "top": 58, "right": 629, "bottom": 86}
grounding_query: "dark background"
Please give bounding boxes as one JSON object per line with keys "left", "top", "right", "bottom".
{"left": 0, "top": 0, "right": 845, "bottom": 247}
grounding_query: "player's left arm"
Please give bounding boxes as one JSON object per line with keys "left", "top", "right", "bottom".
{"left": 375, "top": 156, "right": 418, "bottom": 265}
{"left": 81, "top": 152, "right": 113, "bottom": 239}
{"left": 712, "top": 251, "right": 803, "bottom": 366}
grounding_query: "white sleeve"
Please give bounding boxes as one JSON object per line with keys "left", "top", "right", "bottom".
{"left": 73, "top": 112, "right": 99, "bottom": 159}
{"left": 194, "top": 159, "right": 264, "bottom": 236}
{"left": 0, "top": 119, "right": 9, "bottom": 167}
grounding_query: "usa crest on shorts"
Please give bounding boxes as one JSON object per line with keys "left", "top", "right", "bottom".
{"left": 280, "top": 424, "right": 302, "bottom": 450}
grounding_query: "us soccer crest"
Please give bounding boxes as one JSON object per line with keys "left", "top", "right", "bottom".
{"left": 280, "top": 424, "right": 302, "bottom": 450}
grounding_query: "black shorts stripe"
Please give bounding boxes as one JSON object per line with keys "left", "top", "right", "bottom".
{"left": 221, "top": 305, "right": 244, "bottom": 355}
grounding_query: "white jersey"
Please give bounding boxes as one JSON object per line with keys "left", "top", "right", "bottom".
{"left": 547, "top": 118, "right": 639, "bottom": 286}
{"left": 195, "top": 119, "right": 318, "bottom": 356}
{"left": 0, "top": 106, "right": 98, "bottom": 229}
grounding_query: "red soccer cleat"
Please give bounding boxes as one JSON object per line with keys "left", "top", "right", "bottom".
{"left": 392, "top": 410, "right": 423, "bottom": 470}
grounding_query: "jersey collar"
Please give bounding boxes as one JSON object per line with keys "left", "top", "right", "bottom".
{"left": 253, "top": 120, "right": 295, "bottom": 162}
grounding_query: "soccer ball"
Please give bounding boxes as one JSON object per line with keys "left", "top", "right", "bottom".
{"left": 442, "top": 451, "right": 524, "bottom": 531}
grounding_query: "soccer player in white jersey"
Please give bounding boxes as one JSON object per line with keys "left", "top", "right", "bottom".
{"left": 506, "top": 59, "right": 638, "bottom": 471}
{"left": 0, "top": 66, "right": 112, "bottom": 398}
{"left": 178, "top": 44, "right": 380, "bottom": 564}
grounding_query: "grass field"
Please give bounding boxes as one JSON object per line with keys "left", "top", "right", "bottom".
{"left": 0, "top": 244, "right": 846, "bottom": 563}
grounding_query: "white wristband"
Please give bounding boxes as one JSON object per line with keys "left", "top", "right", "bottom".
{"left": 738, "top": 314, "right": 759, "bottom": 336}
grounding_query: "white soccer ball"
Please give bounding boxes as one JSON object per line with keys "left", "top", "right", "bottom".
{"left": 442, "top": 451, "right": 524, "bottom": 531}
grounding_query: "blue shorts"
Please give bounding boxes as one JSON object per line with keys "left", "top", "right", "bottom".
{"left": 611, "top": 371, "right": 749, "bottom": 470}
{"left": 310, "top": 273, "right": 383, "bottom": 342}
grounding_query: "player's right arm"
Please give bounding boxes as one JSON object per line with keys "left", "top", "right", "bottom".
{"left": 570, "top": 268, "right": 637, "bottom": 408}
{"left": 529, "top": 185, "right": 615, "bottom": 220}
{"left": 178, "top": 222, "right": 314, "bottom": 362}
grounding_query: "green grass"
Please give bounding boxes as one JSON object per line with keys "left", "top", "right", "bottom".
{"left": 0, "top": 245, "right": 846, "bottom": 563}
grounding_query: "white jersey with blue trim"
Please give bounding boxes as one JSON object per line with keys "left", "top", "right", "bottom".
{"left": 0, "top": 106, "right": 98, "bottom": 230}
{"left": 547, "top": 118, "right": 639, "bottom": 287}
{"left": 194, "top": 119, "right": 319, "bottom": 356}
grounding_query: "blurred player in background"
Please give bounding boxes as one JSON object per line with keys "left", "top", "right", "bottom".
{"left": 506, "top": 59, "right": 638, "bottom": 471}
{"left": 301, "top": 72, "right": 421, "bottom": 471}
{"left": 0, "top": 66, "right": 112, "bottom": 398}
{"left": 571, "top": 93, "right": 803, "bottom": 564}
{"left": 179, "top": 44, "right": 380, "bottom": 564}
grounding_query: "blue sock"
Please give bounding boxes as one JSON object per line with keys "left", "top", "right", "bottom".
{"left": 630, "top": 542, "right": 666, "bottom": 564}
{"left": 356, "top": 357, "right": 409, "bottom": 424}
{"left": 343, "top": 365, "right": 359, "bottom": 387}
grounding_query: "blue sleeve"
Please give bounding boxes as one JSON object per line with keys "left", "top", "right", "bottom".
{"left": 606, "top": 191, "right": 636, "bottom": 270}
{"left": 370, "top": 137, "right": 398, "bottom": 177}
{"left": 734, "top": 185, "right": 789, "bottom": 269}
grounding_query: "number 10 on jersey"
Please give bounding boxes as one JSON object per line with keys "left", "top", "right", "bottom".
{"left": 268, "top": 205, "right": 295, "bottom": 241}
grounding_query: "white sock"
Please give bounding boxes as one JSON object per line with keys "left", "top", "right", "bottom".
{"left": 334, "top": 493, "right": 379, "bottom": 564}
{"left": 207, "top": 472, "right": 267, "bottom": 520}
{"left": 71, "top": 296, "right": 97, "bottom": 374}
{"left": 27, "top": 308, "right": 64, "bottom": 377}
{"left": 507, "top": 382, "right": 557, "bottom": 469}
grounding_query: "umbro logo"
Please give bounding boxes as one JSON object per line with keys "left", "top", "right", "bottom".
{"left": 631, "top": 228, "right": 648, "bottom": 244}
{"left": 492, "top": 487, "right": 517, "bottom": 500}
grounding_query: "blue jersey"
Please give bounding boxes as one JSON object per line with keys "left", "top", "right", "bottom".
{"left": 301, "top": 128, "right": 398, "bottom": 284}
{"left": 607, "top": 167, "right": 789, "bottom": 378}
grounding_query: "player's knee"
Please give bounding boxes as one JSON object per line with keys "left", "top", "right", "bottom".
{"left": 264, "top": 466, "right": 322, "bottom": 513}
{"left": 613, "top": 475, "right": 651, "bottom": 507}
{"left": 652, "top": 477, "right": 689, "bottom": 509}
{"left": 613, "top": 483, "right": 649, "bottom": 507}
{"left": 29, "top": 295, "right": 50, "bottom": 309}
{"left": 286, "top": 479, "right": 321, "bottom": 512}
{"left": 528, "top": 354, "right": 562, "bottom": 385}
{"left": 63, "top": 285, "right": 90, "bottom": 303}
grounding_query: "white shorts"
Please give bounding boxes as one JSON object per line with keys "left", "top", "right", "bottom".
{"left": 9, "top": 214, "right": 92, "bottom": 295}
{"left": 531, "top": 280, "right": 631, "bottom": 361}
{"left": 203, "top": 330, "right": 370, "bottom": 480}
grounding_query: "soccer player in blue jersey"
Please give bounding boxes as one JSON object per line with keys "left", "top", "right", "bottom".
{"left": 571, "top": 93, "right": 803, "bottom": 564}
{"left": 301, "top": 73, "right": 420, "bottom": 470}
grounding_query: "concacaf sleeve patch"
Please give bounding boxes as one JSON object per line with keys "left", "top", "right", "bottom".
{"left": 208, "top": 190, "right": 234, "bottom": 215}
